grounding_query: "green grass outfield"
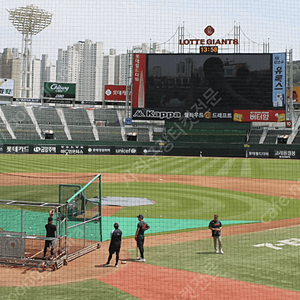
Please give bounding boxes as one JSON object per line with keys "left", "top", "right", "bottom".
{"left": 140, "top": 225, "right": 300, "bottom": 292}
{"left": 0, "top": 155, "right": 300, "bottom": 180}
{"left": 0, "top": 155, "right": 299, "bottom": 299}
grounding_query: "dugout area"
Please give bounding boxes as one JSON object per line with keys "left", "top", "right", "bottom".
{"left": 0, "top": 174, "right": 102, "bottom": 271}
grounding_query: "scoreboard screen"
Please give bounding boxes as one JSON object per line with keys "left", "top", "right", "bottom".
{"left": 132, "top": 53, "right": 286, "bottom": 122}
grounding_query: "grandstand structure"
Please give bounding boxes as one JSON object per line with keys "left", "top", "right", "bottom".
{"left": 0, "top": 105, "right": 157, "bottom": 142}
{"left": 1, "top": 103, "right": 300, "bottom": 146}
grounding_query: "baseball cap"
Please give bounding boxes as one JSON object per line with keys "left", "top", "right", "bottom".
{"left": 214, "top": 214, "right": 218, "bottom": 217}
{"left": 137, "top": 214, "right": 144, "bottom": 219}
{"left": 114, "top": 222, "right": 119, "bottom": 229}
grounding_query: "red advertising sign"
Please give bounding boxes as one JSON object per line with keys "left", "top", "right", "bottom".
{"left": 104, "top": 85, "right": 129, "bottom": 101}
{"left": 233, "top": 110, "right": 286, "bottom": 122}
{"left": 132, "top": 54, "right": 146, "bottom": 108}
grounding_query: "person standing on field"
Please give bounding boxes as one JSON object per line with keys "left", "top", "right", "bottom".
{"left": 43, "top": 217, "right": 56, "bottom": 259}
{"left": 104, "top": 222, "right": 122, "bottom": 267}
{"left": 135, "top": 214, "right": 150, "bottom": 262}
{"left": 209, "top": 214, "right": 224, "bottom": 254}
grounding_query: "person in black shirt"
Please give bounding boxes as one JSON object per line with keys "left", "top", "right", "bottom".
{"left": 43, "top": 217, "right": 56, "bottom": 259}
{"left": 209, "top": 214, "right": 223, "bottom": 254}
{"left": 135, "top": 214, "right": 150, "bottom": 262}
{"left": 104, "top": 222, "right": 122, "bottom": 267}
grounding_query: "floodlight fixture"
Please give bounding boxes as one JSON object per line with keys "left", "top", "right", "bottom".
{"left": 7, "top": 4, "right": 53, "bottom": 98}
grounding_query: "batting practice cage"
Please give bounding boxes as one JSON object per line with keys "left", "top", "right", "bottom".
{"left": 0, "top": 174, "right": 102, "bottom": 271}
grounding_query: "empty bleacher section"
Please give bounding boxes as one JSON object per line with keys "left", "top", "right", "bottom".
{"left": 62, "top": 108, "right": 91, "bottom": 125}
{"left": 125, "top": 127, "right": 150, "bottom": 142}
{"left": 32, "top": 107, "right": 68, "bottom": 140}
{"left": 69, "top": 125, "right": 95, "bottom": 141}
{"left": 247, "top": 129, "right": 263, "bottom": 144}
{"left": 0, "top": 123, "right": 12, "bottom": 139}
{"left": 32, "top": 107, "right": 62, "bottom": 125}
{"left": 39, "top": 125, "right": 68, "bottom": 140}
{"left": 264, "top": 129, "right": 292, "bottom": 144}
{"left": 292, "top": 132, "right": 300, "bottom": 144}
{"left": 1, "top": 106, "right": 39, "bottom": 140}
{"left": 97, "top": 126, "right": 123, "bottom": 141}
{"left": 1, "top": 106, "right": 33, "bottom": 125}
{"left": 13, "top": 124, "right": 40, "bottom": 140}
{"left": 93, "top": 109, "right": 120, "bottom": 126}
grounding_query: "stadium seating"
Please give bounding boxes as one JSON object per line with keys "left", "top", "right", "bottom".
{"left": 39, "top": 125, "right": 68, "bottom": 140}
{"left": 125, "top": 127, "right": 150, "bottom": 142}
{"left": 62, "top": 108, "right": 91, "bottom": 125}
{"left": 97, "top": 126, "right": 123, "bottom": 141}
{"left": 247, "top": 129, "right": 263, "bottom": 144}
{"left": 1, "top": 106, "right": 33, "bottom": 125}
{"left": 93, "top": 109, "right": 120, "bottom": 126}
{"left": 0, "top": 123, "right": 12, "bottom": 139}
{"left": 12, "top": 124, "right": 40, "bottom": 140}
{"left": 32, "top": 107, "right": 62, "bottom": 125}
{"left": 263, "top": 129, "right": 292, "bottom": 144}
{"left": 68, "top": 125, "right": 95, "bottom": 141}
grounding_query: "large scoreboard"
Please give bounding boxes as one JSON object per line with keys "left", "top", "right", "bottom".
{"left": 132, "top": 53, "right": 286, "bottom": 122}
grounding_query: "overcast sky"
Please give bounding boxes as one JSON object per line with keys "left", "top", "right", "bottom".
{"left": 1, "top": 0, "right": 299, "bottom": 64}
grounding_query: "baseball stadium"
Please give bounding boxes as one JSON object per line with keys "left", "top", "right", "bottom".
{"left": 1, "top": 1, "right": 300, "bottom": 300}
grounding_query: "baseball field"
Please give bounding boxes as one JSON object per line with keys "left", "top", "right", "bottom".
{"left": 0, "top": 154, "right": 300, "bottom": 300}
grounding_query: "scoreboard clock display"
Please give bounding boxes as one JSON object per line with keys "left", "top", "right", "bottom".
{"left": 200, "top": 46, "right": 218, "bottom": 53}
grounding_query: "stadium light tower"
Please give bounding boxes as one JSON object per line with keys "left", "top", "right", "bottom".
{"left": 7, "top": 4, "right": 53, "bottom": 98}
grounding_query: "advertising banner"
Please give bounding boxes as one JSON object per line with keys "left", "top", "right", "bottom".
{"left": 14, "top": 98, "right": 41, "bottom": 103}
{"left": 246, "top": 150, "right": 269, "bottom": 158}
{"left": 0, "top": 79, "right": 14, "bottom": 97}
{"left": 233, "top": 110, "right": 285, "bottom": 122}
{"left": 44, "top": 82, "right": 76, "bottom": 99}
{"left": 132, "top": 53, "right": 286, "bottom": 121}
{"left": 104, "top": 85, "right": 129, "bottom": 101}
{"left": 132, "top": 54, "right": 146, "bottom": 108}
{"left": 273, "top": 149, "right": 297, "bottom": 159}
{"left": 5, "top": 145, "right": 29, "bottom": 154}
{"left": 87, "top": 146, "right": 111, "bottom": 155}
{"left": 115, "top": 147, "right": 138, "bottom": 155}
{"left": 60, "top": 145, "right": 84, "bottom": 155}
{"left": 141, "top": 147, "right": 164, "bottom": 156}
{"left": 272, "top": 53, "right": 286, "bottom": 107}
{"left": 33, "top": 145, "right": 57, "bottom": 154}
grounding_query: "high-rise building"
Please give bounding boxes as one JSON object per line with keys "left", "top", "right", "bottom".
{"left": 56, "top": 40, "right": 104, "bottom": 102}
{"left": 0, "top": 48, "right": 21, "bottom": 97}
{"left": 103, "top": 49, "right": 117, "bottom": 86}
{"left": 41, "top": 54, "right": 56, "bottom": 97}
{"left": 32, "top": 57, "right": 41, "bottom": 98}
{"left": 117, "top": 53, "right": 129, "bottom": 85}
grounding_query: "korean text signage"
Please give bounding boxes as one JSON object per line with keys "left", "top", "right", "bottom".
{"left": 44, "top": 82, "right": 76, "bottom": 99}
{"left": 87, "top": 146, "right": 111, "bottom": 155}
{"left": 272, "top": 53, "right": 286, "bottom": 107}
{"left": 104, "top": 85, "right": 129, "bottom": 101}
{"left": 234, "top": 110, "right": 285, "bottom": 122}
{"left": 0, "top": 79, "right": 14, "bottom": 97}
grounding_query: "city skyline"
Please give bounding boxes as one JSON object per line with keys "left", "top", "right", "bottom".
{"left": 1, "top": 0, "right": 300, "bottom": 64}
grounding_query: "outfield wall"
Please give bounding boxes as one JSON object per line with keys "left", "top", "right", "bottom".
{"left": 0, "top": 139, "right": 299, "bottom": 159}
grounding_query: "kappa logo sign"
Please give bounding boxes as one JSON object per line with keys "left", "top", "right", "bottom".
{"left": 133, "top": 109, "right": 181, "bottom": 120}
{"left": 133, "top": 110, "right": 145, "bottom": 118}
